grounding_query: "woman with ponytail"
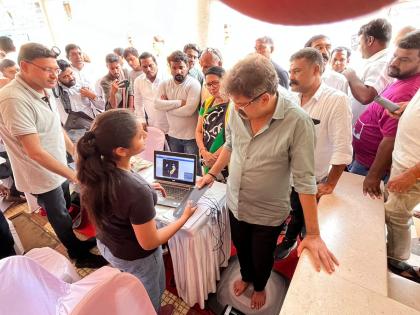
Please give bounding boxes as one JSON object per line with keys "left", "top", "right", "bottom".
{"left": 77, "top": 109, "right": 196, "bottom": 311}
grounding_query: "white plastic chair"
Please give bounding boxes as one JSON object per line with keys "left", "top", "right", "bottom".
{"left": 140, "top": 126, "right": 166, "bottom": 162}
{"left": 0, "top": 255, "right": 156, "bottom": 315}
{"left": 25, "top": 247, "right": 81, "bottom": 283}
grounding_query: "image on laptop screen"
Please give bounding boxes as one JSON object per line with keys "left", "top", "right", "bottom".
{"left": 155, "top": 152, "right": 196, "bottom": 184}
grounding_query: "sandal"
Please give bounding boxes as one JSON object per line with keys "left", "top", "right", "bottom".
{"left": 388, "top": 258, "right": 420, "bottom": 284}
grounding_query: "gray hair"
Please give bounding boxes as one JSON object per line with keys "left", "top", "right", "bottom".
{"left": 223, "top": 53, "right": 278, "bottom": 98}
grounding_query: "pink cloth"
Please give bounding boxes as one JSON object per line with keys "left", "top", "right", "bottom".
{"left": 353, "top": 73, "right": 420, "bottom": 168}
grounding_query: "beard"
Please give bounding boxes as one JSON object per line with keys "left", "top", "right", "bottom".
{"left": 174, "top": 74, "right": 185, "bottom": 83}
{"left": 388, "top": 65, "right": 417, "bottom": 79}
{"left": 62, "top": 79, "right": 76, "bottom": 88}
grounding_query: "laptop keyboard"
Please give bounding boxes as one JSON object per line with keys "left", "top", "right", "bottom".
{"left": 160, "top": 183, "right": 190, "bottom": 201}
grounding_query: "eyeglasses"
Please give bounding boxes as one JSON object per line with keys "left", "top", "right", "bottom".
{"left": 234, "top": 91, "right": 267, "bottom": 109}
{"left": 24, "top": 60, "right": 61, "bottom": 75}
{"left": 205, "top": 81, "right": 220, "bottom": 88}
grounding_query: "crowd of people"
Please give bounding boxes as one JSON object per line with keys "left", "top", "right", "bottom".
{"left": 0, "top": 17, "right": 419, "bottom": 312}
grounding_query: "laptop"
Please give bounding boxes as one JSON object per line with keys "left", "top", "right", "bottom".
{"left": 154, "top": 151, "right": 208, "bottom": 212}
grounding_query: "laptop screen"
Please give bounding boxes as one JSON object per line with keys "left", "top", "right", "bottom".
{"left": 154, "top": 151, "right": 196, "bottom": 185}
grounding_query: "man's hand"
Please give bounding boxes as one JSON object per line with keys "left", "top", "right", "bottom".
{"left": 316, "top": 182, "right": 335, "bottom": 199}
{"left": 387, "top": 171, "right": 417, "bottom": 194}
{"left": 0, "top": 184, "right": 10, "bottom": 197}
{"left": 69, "top": 170, "right": 79, "bottom": 185}
{"left": 80, "top": 87, "right": 97, "bottom": 100}
{"left": 297, "top": 235, "right": 339, "bottom": 273}
{"left": 201, "top": 150, "right": 217, "bottom": 167}
{"left": 196, "top": 173, "right": 215, "bottom": 189}
{"left": 342, "top": 68, "right": 357, "bottom": 81}
{"left": 110, "top": 80, "right": 119, "bottom": 95}
{"left": 180, "top": 100, "right": 187, "bottom": 106}
{"left": 151, "top": 182, "right": 167, "bottom": 197}
{"left": 363, "top": 174, "right": 382, "bottom": 199}
{"left": 386, "top": 102, "right": 409, "bottom": 119}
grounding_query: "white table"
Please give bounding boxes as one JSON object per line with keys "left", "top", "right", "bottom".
{"left": 280, "top": 172, "right": 420, "bottom": 314}
{"left": 140, "top": 166, "right": 231, "bottom": 308}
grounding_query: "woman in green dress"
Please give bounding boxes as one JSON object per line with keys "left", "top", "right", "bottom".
{"left": 195, "top": 66, "right": 230, "bottom": 181}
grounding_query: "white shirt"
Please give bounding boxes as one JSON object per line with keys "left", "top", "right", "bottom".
{"left": 392, "top": 89, "right": 420, "bottom": 170}
{"left": 300, "top": 83, "right": 353, "bottom": 181}
{"left": 70, "top": 63, "right": 98, "bottom": 89}
{"left": 322, "top": 68, "right": 349, "bottom": 94}
{"left": 350, "top": 49, "right": 394, "bottom": 124}
{"left": 56, "top": 83, "right": 105, "bottom": 125}
{"left": 155, "top": 75, "right": 201, "bottom": 140}
{"left": 133, "top": 71, "right": 169, "bottom": 133}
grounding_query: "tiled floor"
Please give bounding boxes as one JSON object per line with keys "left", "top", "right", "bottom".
{"left": 4, "top": 202, "right": 194, "bottom": 314}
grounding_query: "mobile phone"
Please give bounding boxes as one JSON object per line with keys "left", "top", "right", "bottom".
{"left": 117, "top": 79, "right": 129, "bottom": 88}
{"left": 374, "top": 95, "right": 400, "bottom": 112}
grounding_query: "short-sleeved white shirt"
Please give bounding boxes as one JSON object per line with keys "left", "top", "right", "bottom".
{"left": 392, "top": 89, "right": 420, "bottom": 170}
{"left": 350, "top": 49, "right": 394, "bottom": 124}
{"left": 0, "top": 75, "right": 67, "bottom": 194}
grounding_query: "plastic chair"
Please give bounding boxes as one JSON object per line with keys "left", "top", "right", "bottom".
{"left": 69, "top": 271, "right": 157, "bottom": 315}
{"left": 25, "top": 247, "right": 81, "bottom": 283}
{"left": 0, "top": 255, "right": 156, "bottom": 315}
{"left": 140, "top": 126, "right": 166, "bottom": 162}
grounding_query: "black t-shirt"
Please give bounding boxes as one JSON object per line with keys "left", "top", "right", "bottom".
{"left": 97, "top": 169, "right": 158, "bottom": 260}
{"left": 271, "top": 60, "right": 290, "bottom": 89}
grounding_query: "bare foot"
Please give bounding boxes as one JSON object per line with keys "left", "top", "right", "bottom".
{"left": 233, "top": 279, "right": 249, "bottom": 296}
{"left": 251, "top": 290, "right": 266, "bottom": 310}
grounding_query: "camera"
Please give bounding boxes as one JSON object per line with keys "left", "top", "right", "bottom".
{"left": 117, "top": 79, "right": 129, "bottom": 88}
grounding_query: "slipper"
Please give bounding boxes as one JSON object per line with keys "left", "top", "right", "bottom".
{"left": 388, "top": 258, "right": 420, "bottom": 284}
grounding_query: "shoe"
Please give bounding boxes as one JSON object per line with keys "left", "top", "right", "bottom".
{"left": 80, "top": 237, "right": 97, "bottom": 251}
{"left": 275, "top": 238, "right": 297, "bottom": 260}
{"left": 74, "top": 252, "right": 108, "bottom": 269}
{"left": 388, "top": 258, "right": 420, "bottom": 284}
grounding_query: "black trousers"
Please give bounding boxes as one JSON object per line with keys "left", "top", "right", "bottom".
{"left": 229, "top": 210, "right": 284, "bottom": 291}
{"left": 284, "top": 188, "right": 305, "bottom": 241}
{"left": 0, "top": 210, "right": 15, "bottom": 259}
{"left": 34, "top": 181, "right": 86, "bottom": 258}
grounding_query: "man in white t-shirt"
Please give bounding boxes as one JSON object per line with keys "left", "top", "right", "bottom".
{"left": 276, "top": 48, "right": 353, "bottom": 259}
{"left": 343, "top": 18, "right": 394, "bottom": 125}
{"left": 155, "top": 50, "right": 201, "bottom": 155}
{"left": 0, "top": 43, "right": 107, "bottom": 268}
{"left": 133, "top": 52, "right": 169, "bottom": 133}
{"left": 304, "top": 34, "right": 349, "bottom": 94}
{"left": 385, "top": 88, "right": 420, "bottom": 283}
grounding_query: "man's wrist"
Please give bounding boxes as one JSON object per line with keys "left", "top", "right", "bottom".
{"left": 207, "top": 172, "right": 217, "bottom": 180}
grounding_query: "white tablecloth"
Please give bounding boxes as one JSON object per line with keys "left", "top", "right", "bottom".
{"left": 140, "top": 166, "right": 230, "bottom": 308}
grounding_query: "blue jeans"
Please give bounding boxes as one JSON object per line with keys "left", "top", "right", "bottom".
{"left": 97, "top": 240, "right": 165, "bottom": 311}
{"left": 35, "top": 181, "right": 86, "bottom": 257}
{"left": 349, "top": 160, "right": 389, "bottom": 183}
{"left": 167, "top": 135, "right": 201, "bottom": 175}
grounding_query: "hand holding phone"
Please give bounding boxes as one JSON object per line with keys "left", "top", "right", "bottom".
{"left": 374, "top": 95, "right": 400, "bottom": 113}
{"left": 118, "top": 79, "right": 129, "bottom": 88}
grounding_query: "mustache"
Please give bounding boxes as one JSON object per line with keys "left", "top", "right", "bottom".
{"left": 322, "top": 53, "right": 329, "bottom": 61}
{"left": 289, "top": 80, "right": 299, "bottom": 86}
{"left": 174, "top": 74, "right": 185, "bottom": 82}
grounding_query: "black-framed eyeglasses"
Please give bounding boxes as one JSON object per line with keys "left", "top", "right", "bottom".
{"left": 204, "top": 80, "right": 220, "bottom": 88}
{"left": 24, "top": 60, "right": 61, "bottom": 75}
{"left": 234, "top": 91, "right": 267, "bottom": 109}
